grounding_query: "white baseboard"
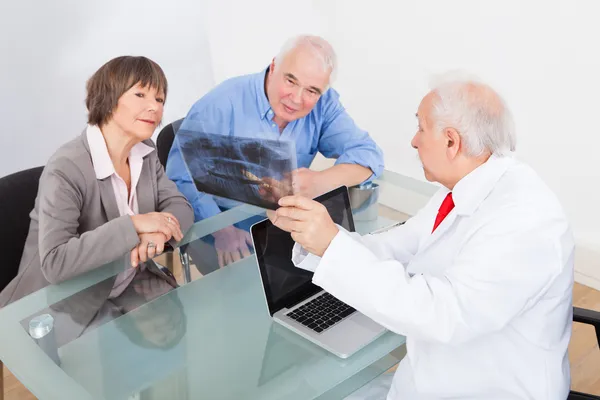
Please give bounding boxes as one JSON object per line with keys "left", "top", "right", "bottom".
{"left": 574, "top": 245, "right": 600, "bottom": 291}
{"left": 574, "top": 272, "right": 600, "bottom": 292}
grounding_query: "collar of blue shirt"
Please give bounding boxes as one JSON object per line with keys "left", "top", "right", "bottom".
{"left": 253, "top": 67, "right": 274, "bottom": 121}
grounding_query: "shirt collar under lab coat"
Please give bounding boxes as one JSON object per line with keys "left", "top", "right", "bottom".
{"left": 448, "top": 153, "right": 516, "bottom": 217}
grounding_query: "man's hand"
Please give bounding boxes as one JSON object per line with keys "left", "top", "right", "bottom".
{"left": 291, "top": 168, "right": 326, "bottom": 199}
{"left": 131, "top": 232, "right": 168, "bottom": 267}
{"left": 258, "top": 168, "right": 328, "bottom": 203}
{"left": 292, "top": 164, "right": 374, "bottom": 200}
{"left": 258, "top": 176, "right": 293, "bottom": 204}
{"left": 268, "top": 196, "right": 339, "bottom": 257}
{"left": 213, "top": 226, "right": 254, "bottom": 268}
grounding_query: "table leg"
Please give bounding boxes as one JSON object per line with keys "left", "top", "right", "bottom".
{"left": 179, "top": 247, "right": 191, "bottom": 284}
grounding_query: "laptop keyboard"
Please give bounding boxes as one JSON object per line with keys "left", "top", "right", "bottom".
{"left": 285, "top": 292, "right": 356, "bottom": 333}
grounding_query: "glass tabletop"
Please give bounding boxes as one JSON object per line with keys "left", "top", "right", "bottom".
{"left": 0, "top": 171, "right": 426, "bottom": 400}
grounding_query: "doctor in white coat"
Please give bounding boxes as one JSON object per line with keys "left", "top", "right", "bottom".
{"left": 268, "top": 77, "right": 575, "bottom": 399}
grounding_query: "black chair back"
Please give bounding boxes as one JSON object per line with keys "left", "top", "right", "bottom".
{"left": 156, "top": 118, "right": 183, "bottom": 169}
{"left": 0, "top": 166, "right": 44, "bottom": 291}
{"left": 569, "top": 393, "right": 600, "bottom": 399}
{"left": 568, "top": 307, "right": 600, "bottom": 399}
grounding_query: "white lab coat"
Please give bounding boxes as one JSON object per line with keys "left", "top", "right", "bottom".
{"left": 293, "top": 155, "right": 575, "bottom": 399}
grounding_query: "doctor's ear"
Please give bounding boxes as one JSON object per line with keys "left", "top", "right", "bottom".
{"left": 443, "top": 128, "right": 459, "bottom": 145}
{"left": 443, "top": 127, "right": 461, "bottom": 158}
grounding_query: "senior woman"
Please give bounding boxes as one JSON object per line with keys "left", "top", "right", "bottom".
{"left": 0, "top": 56, "right": 194, "bottom": 321}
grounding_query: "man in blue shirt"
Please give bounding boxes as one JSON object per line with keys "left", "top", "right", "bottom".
{"left": 167, "top": 35, "right": 384, "bottom": 269}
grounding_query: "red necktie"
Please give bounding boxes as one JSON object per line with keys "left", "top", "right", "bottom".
{"left": 432, "top": 192, "right": 455, "bottom": 233}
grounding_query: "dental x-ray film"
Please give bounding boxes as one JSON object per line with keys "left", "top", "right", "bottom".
{"left": 175, "top": 129, "right": 297, "bottom": 210}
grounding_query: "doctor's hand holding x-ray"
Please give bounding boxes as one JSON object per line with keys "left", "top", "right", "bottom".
{"left": 269, "top": 75, "right": 575, "bottom": 400}
{"left": 267, "top": 196, "right": 338, "bottom": 256}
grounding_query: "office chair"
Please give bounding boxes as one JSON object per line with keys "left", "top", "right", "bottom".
{"left": 0, "top": 166, "right": 43, "bottom": 291}
{"left": 569, "top": 307, "right": 600, "bottom": 399}
{"left": 155, "top": 118, "right": 192, "bottom": 282}
{"left": 0, "top": 165, "right": 43, "bottom": 400}
{"left": 156, "top": 118, "right": 183, "bottom": 169}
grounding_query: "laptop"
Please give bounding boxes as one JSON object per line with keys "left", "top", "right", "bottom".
{"left": 251, "top": 186, "right": 386, "bottom": 359}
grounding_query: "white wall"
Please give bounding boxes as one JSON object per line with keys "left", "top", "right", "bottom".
{"left": 0, "top": 0, "right": 214, "bottom": 177}
{"left": 2, "top": 1, "right": 598, "bottom": 283}
{"left": 0, "top": 0, "right": 323, "bottom": 175}
{"left": 200, "top": 0, "right": 326, "bottom": 84}
{"left": 310, "top": 0, "right": 600, "bottom": 281}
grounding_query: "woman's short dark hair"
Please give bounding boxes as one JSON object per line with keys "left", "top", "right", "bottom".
{"left": 85, "top": 56, "right": 168, "bottom": 127}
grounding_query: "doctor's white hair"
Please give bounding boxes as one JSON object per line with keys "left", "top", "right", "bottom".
{"left": 429, "top": 71, "right": 516, "bottom": 157}
{"left": 274, "top": 35, "right": 338, "bottom": 85}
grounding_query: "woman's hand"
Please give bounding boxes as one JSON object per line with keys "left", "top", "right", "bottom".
{"left": 130, "top": 212, "right": 184, "bottom": 242}
{"left": 131, "top": 232, "right": 168, "bottom": 267}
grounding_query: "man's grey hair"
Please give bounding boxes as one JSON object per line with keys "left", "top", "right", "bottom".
{"left": 429, "top": 72, "right": 517, "bottom": 157}
{"left": 274, "top": 35, "right": 337, "bottom": 85}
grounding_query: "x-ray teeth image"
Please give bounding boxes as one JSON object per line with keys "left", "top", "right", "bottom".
{"left": 176, "top": 129, "right": 297, "bottom": 210}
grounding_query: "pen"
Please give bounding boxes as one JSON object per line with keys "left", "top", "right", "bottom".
{"left": 369, "top": 220, "right": 406, "bottom": 235}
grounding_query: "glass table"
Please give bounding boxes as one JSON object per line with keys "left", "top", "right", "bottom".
{"left": 0, "top": 171, "right": 428, "bottom": 400}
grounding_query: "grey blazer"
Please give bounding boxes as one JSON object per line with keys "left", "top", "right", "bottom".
{"left": 0, "top": 132, "right": 194, "bottom": 307}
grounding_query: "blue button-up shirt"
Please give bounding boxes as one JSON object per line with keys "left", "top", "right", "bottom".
{"left": 166, "top": 68, "right": 384, "bottom": 222}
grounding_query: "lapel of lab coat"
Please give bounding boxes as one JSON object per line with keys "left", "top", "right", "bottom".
{"left": 416, "top": 155, "right": 515, "bottom": 255}
{"left": 418, "top": 209, "right": 459, "bottom": 254}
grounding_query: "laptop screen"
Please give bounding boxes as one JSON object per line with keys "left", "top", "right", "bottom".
{"left": 251, "top": 186, "right": 356, "bottom": 316}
